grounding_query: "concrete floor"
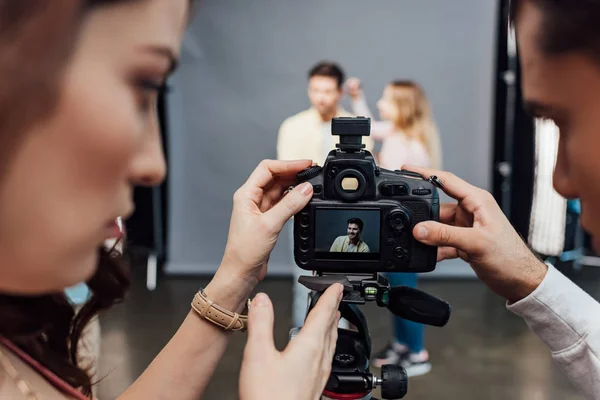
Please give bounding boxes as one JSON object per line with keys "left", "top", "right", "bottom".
{"left": 96, "top": 263, "right": 596, "bottom": 399}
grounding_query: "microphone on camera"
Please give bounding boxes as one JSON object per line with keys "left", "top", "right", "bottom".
{"left": 386, "top": 286, "right": 451, "bottom": 327}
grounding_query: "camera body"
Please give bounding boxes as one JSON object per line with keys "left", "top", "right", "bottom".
{"left": 293, "top": 117, "right": 439, "bottom": 274}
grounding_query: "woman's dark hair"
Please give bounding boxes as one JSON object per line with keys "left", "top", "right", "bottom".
{"left": 347, "top": 218, "right": 364, "bottom": 232}
{"left": 308, "top": 61, "right": 345, "bottom": 89}
{"left": 509, "top": 0, "right": 600, "bottom": 63}
{"left": 0, "top": 1, "right": 134, "bottom": 397}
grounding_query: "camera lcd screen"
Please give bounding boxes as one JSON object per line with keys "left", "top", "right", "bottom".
{"left": 314, "top": 208, "right": 380, "bottom": 261}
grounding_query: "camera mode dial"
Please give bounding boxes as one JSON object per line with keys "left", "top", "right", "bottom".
{"left": 297, "top": 166, "right": 322, "bottom": 182}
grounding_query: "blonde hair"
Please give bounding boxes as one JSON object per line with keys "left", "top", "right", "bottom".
{"left": 387, "top": 81, "right": 442, "bottom": 169}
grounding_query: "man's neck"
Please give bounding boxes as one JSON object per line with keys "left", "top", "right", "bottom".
{"left": 349, "top": 237, "right": 360, "bottom": 245}
{"left": 318, "top": 108, "right": 338, "bottom": 123}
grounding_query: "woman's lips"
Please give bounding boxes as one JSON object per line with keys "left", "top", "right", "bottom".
{"left": 105, "top": 220, "right": 123, "bottom": 239}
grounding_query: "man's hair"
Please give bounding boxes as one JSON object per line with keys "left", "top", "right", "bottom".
{"left": 308, "top": 61, "right": 345, "bottom": 89}
{"left": 509, "top": 0, "right": 600, "bottom": 63}
{"left": 347, "top": 218, "right": 364, "bottom": 232}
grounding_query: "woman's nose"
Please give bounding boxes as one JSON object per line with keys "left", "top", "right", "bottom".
{"left": 129, "top": 133, "right": 167, "bottom": 187}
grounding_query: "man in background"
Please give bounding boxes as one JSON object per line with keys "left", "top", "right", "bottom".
{"left": 278, "top": 61, "right": 372, "bottom": 328}
{"left": 277, "top": 61, "right": 373, "bottom": 164}
{"left": 330, "top": 218, "right": 370, "bottom": 253}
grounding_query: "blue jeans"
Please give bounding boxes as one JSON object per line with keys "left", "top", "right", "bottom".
{"left": 387, "top": 273, "right": 424, "bottom": 353}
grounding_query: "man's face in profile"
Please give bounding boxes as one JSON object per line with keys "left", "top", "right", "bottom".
{"left": 347, "top": 223, "right": 360, "bottom": 241}
{"left": 517, "top": 3, "right": 600, "bottom": 251}
{"left": 308, "top": 75, "right": 342, "bottom": 117}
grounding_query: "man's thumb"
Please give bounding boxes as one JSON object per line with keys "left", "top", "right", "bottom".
{"left": 413, "top": 221, "right": 477, "bottom": 253}
{"left": 246, "top": 293, "right": 275, "bottom": 354}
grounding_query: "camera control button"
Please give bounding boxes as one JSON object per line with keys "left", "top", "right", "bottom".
{"left": 300, "top": 241, "right": 309, "bottom": 251}
{"left": 313, "top": 185, "right": 323, "bottom": 195}
{"left": 385, "top": 261, "right": 395, "bottom": 269}
{"left": 300, "top": 215, "right": 309, "bottom": 226}
{"left": 300, "top": 228, "right": 309, "bottom": 239}
{"left": 381, "top": 184, "right": 392, "bottom": 196}
{"left": 394, "top": 246, "right": 409, "bottom": 260}
{"left": 381, "top": 184, "right": 408, "bottom": 196}
{"left": 412, "top": 187, "right": 432, "bottom": 196}
{"left": 387, "top": 210, "right": 410, "bottom": 231}
{"left": 394, "top": 185, "right": 408, "bottom": 196}
{"left": 387, "top": 238, "right": 396, "bottom": 247}
{"left": 299, "top": 254, "right": 309, "bottom": 264}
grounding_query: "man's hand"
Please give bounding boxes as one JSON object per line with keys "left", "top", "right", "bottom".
{"left": 344, "top": 77, "right": 363, "bottom": 101}
{"left": 404, "top": 165, "right": 548, "bottom": 303}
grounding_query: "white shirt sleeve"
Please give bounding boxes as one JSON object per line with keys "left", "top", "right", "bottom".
{"left": 508, "top": 264, "right": 600, "bottom": 399}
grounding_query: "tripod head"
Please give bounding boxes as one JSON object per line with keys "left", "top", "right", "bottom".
{"left": 300, "top": 274, "right": 451, "bottom": 327}
{"left": 299, "top": 273, "right": 451, "bottom": 400}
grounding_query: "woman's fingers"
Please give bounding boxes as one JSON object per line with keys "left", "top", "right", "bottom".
{"left": 263, "top": 182, "right": 313, "bottom": 232}
{"left": 260, "top": 177, "right": 307, "bottom": 212}
{"left": 290, "top": 284, "right": 342, "bottom": 360}
{"left": 245, "top": 159, "right": 312, "bottom": 190}
{"left": 245, "top": 293, "right": 276, "bottom": 359}
{"left": 299, "top": 284, "right": 343, "bottom": 339}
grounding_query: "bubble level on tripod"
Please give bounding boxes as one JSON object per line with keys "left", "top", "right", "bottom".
{"left": 364, "top": 287, "right": 378, "bottom": 296}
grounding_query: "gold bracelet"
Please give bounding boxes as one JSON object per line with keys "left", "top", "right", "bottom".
{"left": 190, "top": 289, "right": 249, "bottom": 332}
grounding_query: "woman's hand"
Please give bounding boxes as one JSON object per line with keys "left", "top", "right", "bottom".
{"left": 220, "top": 159, "right": 314, "bottom": 284}
{"left": 345, "top": 77, "right": 363, "bottom": 101}
{"left": 239, "top": 283, "right": 343, "bottom": 400}
{"left": 403, "top": 165, "right": 548, "bottom": 303}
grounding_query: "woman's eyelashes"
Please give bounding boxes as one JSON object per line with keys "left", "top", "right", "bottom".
{"left": 135, "top": 78, "right": 170, "bottom": 112}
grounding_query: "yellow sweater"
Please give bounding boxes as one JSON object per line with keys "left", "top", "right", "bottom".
{"left": 277, "top": 107, "right": 374, "bottom": 164}
{"left": 329, "top": 236, "right": 370, "bottom": 253}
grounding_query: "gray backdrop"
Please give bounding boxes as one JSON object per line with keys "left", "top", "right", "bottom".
{"left": 165, "top": 0, "right": 498, "bottom": 276}
{"left": 315, "top": 210, "right": 380, "bottom": 253}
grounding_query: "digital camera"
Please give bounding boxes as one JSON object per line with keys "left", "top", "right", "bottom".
{"left": 293, "top": 117, "right": 441, "bottom": 274}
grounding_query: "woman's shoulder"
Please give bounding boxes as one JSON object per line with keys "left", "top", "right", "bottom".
{"left": 0, "top": 343, "right": 70, "bottom": 399}
{"left": 399, "top": 137, "right": 431, "bottom": 166}
{"left": 0, "top": 366, "right": 28, "bottom": 398}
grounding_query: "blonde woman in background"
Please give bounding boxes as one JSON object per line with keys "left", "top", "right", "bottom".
{"left": 347, "top": 78, "right": 442, "bottom": 170}
{"left": 346, "top": 78, "right": 442, "bottom": 376}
